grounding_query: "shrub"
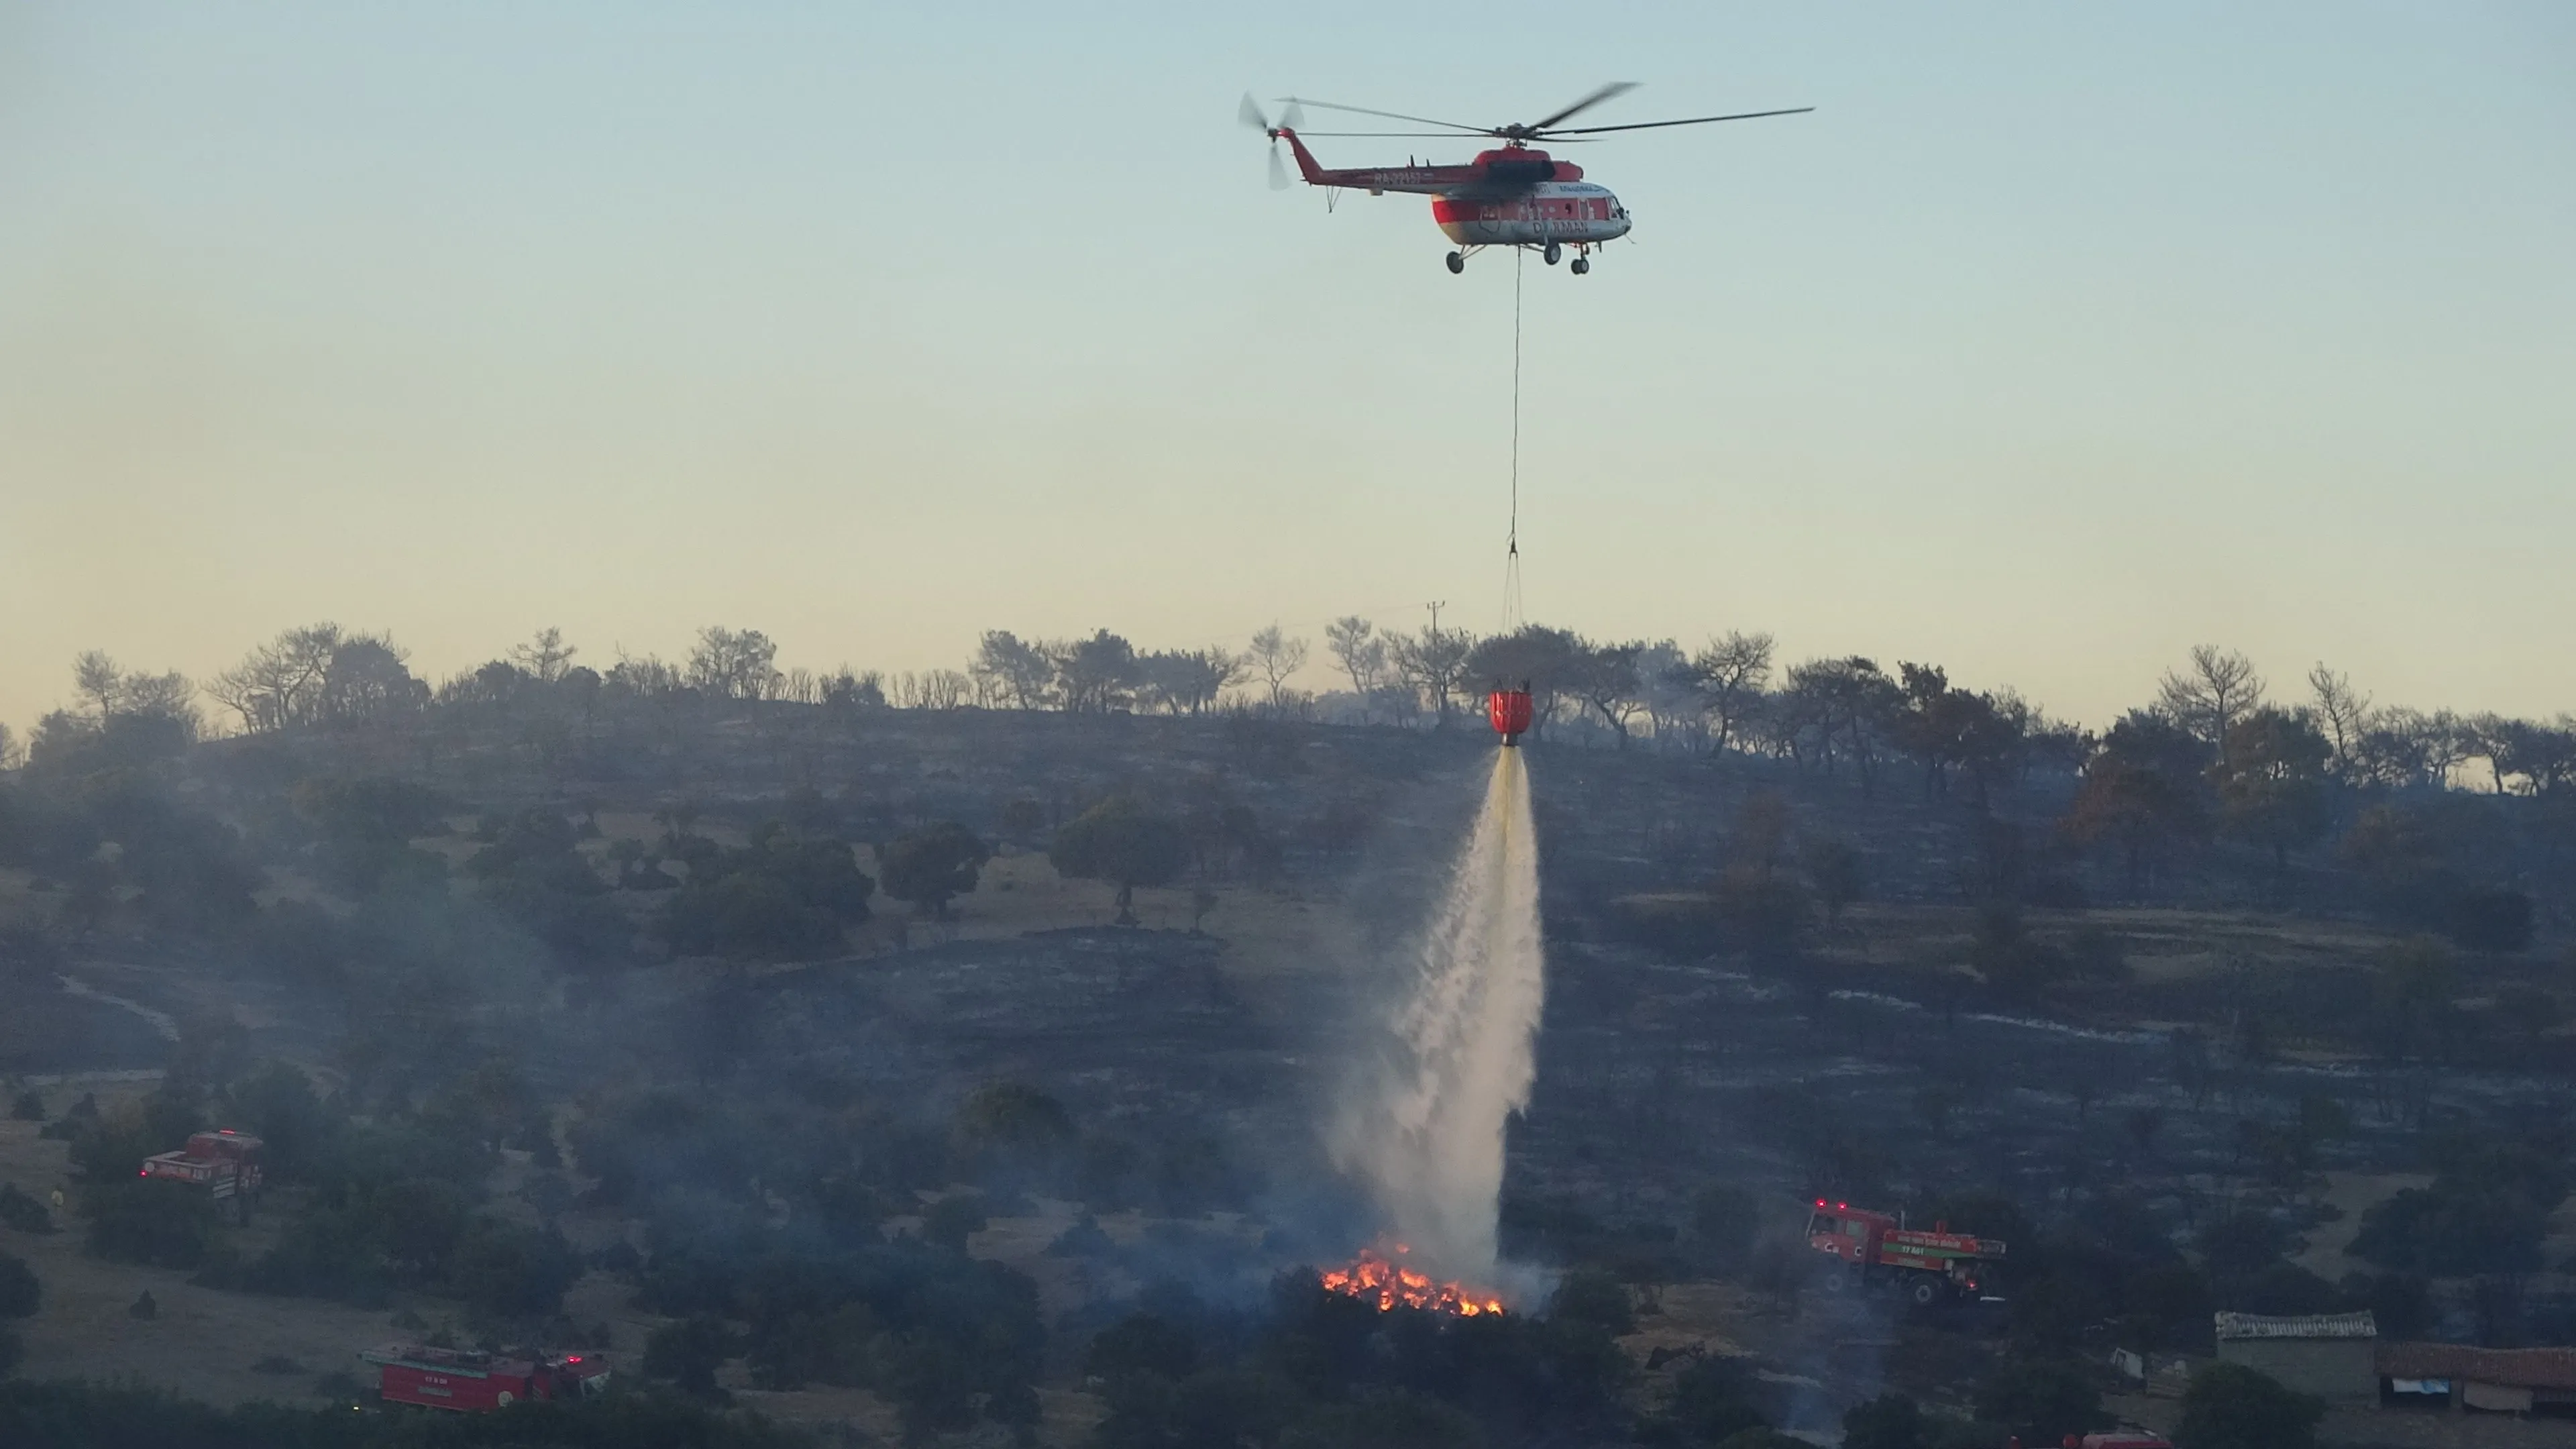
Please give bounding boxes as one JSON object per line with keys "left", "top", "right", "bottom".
{"left": 1843, "top": 1392, "right": 1923, "bottom": 1449}
{"left": 643, "top": 1313, "right": 739, "bottom": 1399}
{"left": 0, "top": 1185, "right": 52, "bottom": 1235}
{"left": 82, "top": 1181, "right": 217, "bottom": 1269}
{"left": 878, "top": 822, "right": 992, "bottom": 918}
{"left": 2351, "top": 1182, "right": 2547, "bottom": 1276}
{"left": 0, "top": 1253, "right": 37, "bottom": 1318}
{"left": 2176, "top": 1362, "right": 2323, "bottom": 1449}
{"left": 1974, "top": 1358, "right": 2109, "bottom": 1446}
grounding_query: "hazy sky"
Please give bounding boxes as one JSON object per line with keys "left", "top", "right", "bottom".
{"left": 5, "top": 3, "right": 2570, "bottom": 736}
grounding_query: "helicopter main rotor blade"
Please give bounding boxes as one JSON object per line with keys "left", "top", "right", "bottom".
{"left": 1544, "top": 106, "right": 1814, "bottom": 136}
{"left": 1290, "top": 130, "right": 1481, "bottom": 138}
{"left": 1278, "top": 95, "right": 1492, "bottom": 135}
{"left": 1525, "top": 81, "right": 1637, "bottom": 133}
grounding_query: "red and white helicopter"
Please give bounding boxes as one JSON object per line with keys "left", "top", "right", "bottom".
{"left": 1241, "top": 84, "right": 1810, "bottom": 274}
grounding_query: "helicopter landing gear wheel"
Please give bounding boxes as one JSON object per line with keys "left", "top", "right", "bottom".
{"left": 1543, "top": 240, "right": 1562, "bottom": 266}
{"left": 1445, "top": 250, "right": 1464, "bottom": 274}
{"left": 1570, "top": 256, "right": 1590, "bottom": 275}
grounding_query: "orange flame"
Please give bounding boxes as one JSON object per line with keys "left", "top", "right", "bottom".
{"left": 1317, "top": 1246, "right": 1506, "bottom": 1318}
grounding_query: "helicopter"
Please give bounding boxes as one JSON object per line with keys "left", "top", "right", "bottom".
{"left": 1240, "top": 84, "right": 1810, "bottom": 274}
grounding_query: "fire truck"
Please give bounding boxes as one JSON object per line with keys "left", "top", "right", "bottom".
{"left": 361, "top": 1343, "right": 611, "bottom": 1411}
{"left": 138, "top": 1129, "right": 264, "bottom": 1222}
{"left": 1804, "top": 1199, "right": 2006, "bottom": 1305}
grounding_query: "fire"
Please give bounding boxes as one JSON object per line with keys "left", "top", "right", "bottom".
{"left": 1317, "top": 1246, "right": 1506, "bottom": 1318}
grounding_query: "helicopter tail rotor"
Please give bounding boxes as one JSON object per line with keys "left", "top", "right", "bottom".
{"left": 1240, "top": 93, "right": 1306, "bottom": 190}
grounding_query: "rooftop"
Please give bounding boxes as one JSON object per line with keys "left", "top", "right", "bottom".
{"left": 2214, "top": 1311, "right": 2378, "bottom": 1341}
{"left": 2378, "top": 1344, "right": 2576, "bottom": 1391}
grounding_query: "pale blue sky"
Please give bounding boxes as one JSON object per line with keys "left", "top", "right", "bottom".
{"left": 3, "top": 3, "right": 2570, "bottom": 734}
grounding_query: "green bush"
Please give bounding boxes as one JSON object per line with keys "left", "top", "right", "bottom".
{"left": 1843, "top": 1392, "right": 1923, "bottom": 1449}
{"left": 0, "top": 1185, "right": 53, "bottom": 1235}
{"left": 81, "top": 1180, "right": 217, "bottom": 1269}
{"left": 643, "top": 1313, "right": 739, "bottom": 1398}
{"left": 0, "top": 1252, "right": 36, "bottom": 1318}
{"left": 1974, "top": 1358, "right": 2109, "bottom": 1447}
{"left": 2176, "top": 1362, "right": 2324, "bottom": 1449}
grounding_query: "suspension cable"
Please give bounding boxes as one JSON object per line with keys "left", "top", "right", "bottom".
{"left": 1501, "top": 245, "right": 1525, "bottom": 633}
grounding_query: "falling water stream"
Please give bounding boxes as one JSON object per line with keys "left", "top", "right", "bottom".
{"left": 1332, "top": 748, "right": 1546, "bottom": 1284}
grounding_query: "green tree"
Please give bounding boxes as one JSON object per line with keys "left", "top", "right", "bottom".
{"left": 2174, "top": 1363, "right": 2322, "bottom": 1449}
{"left": 1974, "top": 1358, "right": 2108, "bottom": 1446}
{"left": 1085, "top": 1311, "right": 1199, "bottom": 1381}
{"left": 1843, "top": 1392, "right": 1923, "bottom": 1449}
{"left": 1050, "top": 798, "right": 1188, "bottom": 925}
{"left": 81, "top": 1181, "right": 217, "bottom": 1269}
{"left": 878, "top": 822, "right": 992, "bottom": 918}
{"left": 644, "top": 1313, "right": 740, "bottom": 1399}
{"left": 2063, "top": 713, "right": 2209, "bottom": 891}
{"left": 1692, "top": 1184, "right": 1758, "bottom": 1275}
{"left": 1801, "top": 837, "right": 1865, "bottom": 926}
{"left": 2213, "top": 707, "right": 2334, "bottom": 875}
{"left": 0, "top": 1252, "right": 37, "bottom": 1318}
{"left": 1660, "top": 1355, "right": 1770, "bottom": 1442}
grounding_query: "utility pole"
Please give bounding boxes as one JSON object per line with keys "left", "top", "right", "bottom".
{"left": 1425, "top": 600, "right": 1446, "bottom": 641}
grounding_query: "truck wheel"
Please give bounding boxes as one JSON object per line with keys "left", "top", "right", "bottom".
{"left": 496, "top": 1391, "right": 515, "bottom": 1407}
{"left": 1911, "top": 1280, "right": 1939, "bottom": 1307}
{"left": 1823, "top": 1268, "right": 1847, "bottom": 1294}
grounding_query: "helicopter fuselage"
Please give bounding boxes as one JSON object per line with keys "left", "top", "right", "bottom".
{"left": 1275, "top": 132, "right": 1629, "bottom": 252}
{"left": 1432, "top": 181, "right": 1628, "bottom": 248}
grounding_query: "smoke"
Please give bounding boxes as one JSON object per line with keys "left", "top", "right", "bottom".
{"left": 1329, "top": 747, "right": 1546, "bottom": 1285}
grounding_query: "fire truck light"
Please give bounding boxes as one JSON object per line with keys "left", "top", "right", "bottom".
{"left": 567, "top": 1356, "right": 582, "bottom": 1362}
{"left": 1837, "top": 1202, "right": 1847, "bottom": 1211}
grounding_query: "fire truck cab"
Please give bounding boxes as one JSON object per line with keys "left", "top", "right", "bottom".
{"left": 362, "top": 1342, "right": 612, "bottom": 1411}
{"left": 138, "top": 1130, "right": 264, "bottom": 1222}
{"left": 1804, "top": 1199, "right": 2004, "bottom": 1305}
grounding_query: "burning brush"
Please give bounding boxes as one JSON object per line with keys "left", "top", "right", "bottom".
{"left": 1317, "top": 1246, "right": 1506, "bottom": 1318}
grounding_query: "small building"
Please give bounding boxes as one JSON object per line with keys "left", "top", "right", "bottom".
{"left": 2213, "top": 1311, "right": 2379, "bottom": 1404}
{"left": 2377, "top": 1342, "right": 2576, "bottom": 1415}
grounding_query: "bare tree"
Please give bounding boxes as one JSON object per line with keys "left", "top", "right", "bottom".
{"left": 1324, "top": 616, "right": 1387, "bottom": 703}
{"left": 72, "top": 651, "right": 122, "bottom": 720}
{"left": 822, "top": 667, "right": 886, "bottom": 711}
{"left": 2306, "top": 663, "right": 2373, "bottom": 780}
{"left": 207, "top": 624, "right": 347, "bottom": 732}
{"left": 1633, "top": 640, "right": 1700, "bottom": 751}
{"left": 1387, "top": 625, "right": 1476, "bottom": 727}
{"left": 2156, "top": 645, "right": 2266, "bottom": 761}
{"left": 686, "top": 626, "right": 780, "bottom": 700}
{"left": 0, "top": 722, "right": 20, "bottom": 770}
{"left": 62, "top": 651, "right": 200, "bottom": 739}
{"left": 1566, "top": 639, "right": 1648, "bottom": 748}
{"left": 509, "top": 627, "right": 580, "bottom": 684}
{"left": 1245, "top": 625, "right": 1309, "bottom": 712}
{"left": 1686, "top": 631, "right": 1775, "bottom": 753}
{"left": 604, "top": 649, "right": 684, "bottom": 697}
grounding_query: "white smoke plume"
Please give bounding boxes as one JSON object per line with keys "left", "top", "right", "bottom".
{"left": 1329, "top": 748, "right": 1546, "bottom": 1283}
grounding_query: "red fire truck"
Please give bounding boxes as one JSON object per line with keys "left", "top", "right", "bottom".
{"left": 361, "top": 1342, "right": 611, "bottom": 1411}
{"left": 1804, "top": 1199, "right": 2006, "bottom": 1305}
{"left": 138, "top": 1129, "right": 264, "bottom": 1222}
